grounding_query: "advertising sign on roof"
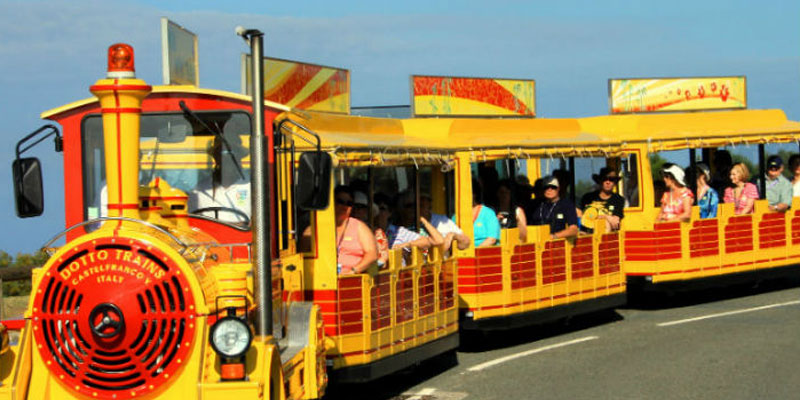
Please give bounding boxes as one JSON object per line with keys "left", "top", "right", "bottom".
{"left": 412, "top": 75, "right": 536, "bottom": 117}
{"left": 609, "top": 76, "right": 746, "bottom": 114}
{"left": 160, "top": 18, "right": 198, "bottom": 86}
{"left": 242, "top": 55, "right": 350, "bottom": 114}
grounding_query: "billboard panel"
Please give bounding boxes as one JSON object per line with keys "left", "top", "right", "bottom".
{"left": 412, "top": 75, "right": 535, "bottom": 117}
{"left": 243, "top": 55, "right": 350, "bottom": 114}
{"left": 160, "top": 18, "right": 198, "bottom": 86}
{"left": 609, "top": 76, "right": 746, "bottom": 114}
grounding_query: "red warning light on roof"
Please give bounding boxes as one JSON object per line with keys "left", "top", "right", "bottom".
{"left": 107, "top": 43, "right": 135, "bottom": 78}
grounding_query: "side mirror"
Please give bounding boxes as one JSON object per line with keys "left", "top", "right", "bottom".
{"left": 296, "top": 151, "right": 332, "bottom": 210}
{"left": 13, "top": 157, "right": 44, "bottom": 218}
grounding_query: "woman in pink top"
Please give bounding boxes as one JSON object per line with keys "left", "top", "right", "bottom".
{"left": 656, "top": 164, "right": 694, "bottom": 222}
{"left": 723, "top": 163, "right": 759, "bottom": 215}
{"left": 335, "top": 186, "right": 378, "bottom": 274}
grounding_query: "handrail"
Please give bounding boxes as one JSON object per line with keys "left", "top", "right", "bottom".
{"left": 40, "top": 217, "right": 189, "bottom": 255}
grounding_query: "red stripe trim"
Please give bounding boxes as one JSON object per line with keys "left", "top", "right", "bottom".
{"left": 101, "top": 107, "right": 142, "bottom": 113}
{"left": 89, "top": 84, "right": 152, "bottom": 91}
{"left": 2, "top": 319, "right": 25, "bottom": 330}
{"left": 107, "top": 203, "right": 139, "bottom": 210}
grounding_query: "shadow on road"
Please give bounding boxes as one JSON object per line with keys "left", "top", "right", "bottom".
{"left": 626, "top": 275, "right": 800, "bottom": 310}
{"left": 323, "top": 350, "right": 458, "bottom": 400}
{"left": 458, "top": 309, "right": 623, "bottom": 353}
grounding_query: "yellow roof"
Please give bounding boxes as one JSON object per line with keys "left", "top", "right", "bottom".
{"left": 41, "top": 85, "right": 289, "bottom": 119}
{"left": 580, "top": 109, "right": 800, "bottom": 146}
{"left": 280, "top": 110, "right": 616, "bottom": 153}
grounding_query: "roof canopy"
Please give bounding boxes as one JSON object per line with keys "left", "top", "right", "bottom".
{"left": 580, "top": 109, "right": 800, "bottom": 149}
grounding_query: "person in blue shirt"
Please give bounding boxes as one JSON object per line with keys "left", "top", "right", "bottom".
{"left": 695, "top": 163, "right": 719, "bottom": 219}
{"left": 471, "top": 178, "right": 501, "bottom": 247}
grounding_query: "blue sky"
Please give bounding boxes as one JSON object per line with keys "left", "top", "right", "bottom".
{"left": 1, "top": 0, "right": 798, "bottom": 253}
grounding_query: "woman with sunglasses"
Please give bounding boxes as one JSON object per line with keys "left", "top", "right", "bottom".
{"left": 656, "top": 164, "right": 694, "bottom": 222}
{"left": 334, "top": 185, "right": 378, "bottom": 274}
{"left": 579, "top": 167, "right": 625, "bottom": 233}
{"left": 723, "top": 163, "right": 759, "bottom": 215}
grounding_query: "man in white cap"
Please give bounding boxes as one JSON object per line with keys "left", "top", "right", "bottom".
{"left": 530, "top": 176, "right": 578, "bottom": 240}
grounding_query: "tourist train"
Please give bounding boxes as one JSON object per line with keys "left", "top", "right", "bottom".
{"left": 3, "top": 31, "right": 800, "bottom": 399}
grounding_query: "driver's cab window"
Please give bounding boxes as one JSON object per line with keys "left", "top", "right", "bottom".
{"left": 82, "top": 111, "right": 252, "bottom": 226}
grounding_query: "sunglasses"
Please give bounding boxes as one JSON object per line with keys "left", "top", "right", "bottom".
{"left": 768, "top": 166, "right": 781, "bottom": 171}
{"left": 545, "top": 185, "right": 559, "bottom": 191}
{"left": 335, "top": 198, "right": 354, "bottom": 207}
{"left": 603, "top": 176, "right": 621, "bottom": 183}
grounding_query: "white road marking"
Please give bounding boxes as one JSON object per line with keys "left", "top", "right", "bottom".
{"left": 406, "top": 387, "right": 436, "bottom": 400}
{"left": 466, "top": 336, "right": 599, "bottom": 372}
{"left": 657, "top": 300, "right": 800, "bottom": 327}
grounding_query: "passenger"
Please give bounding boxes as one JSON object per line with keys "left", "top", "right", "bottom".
{"left": 552, "top": 169, "right": 571, "bottom": 200}
{"left": 695, "top": 163, "right": 719, "bottom": 219}
{"left": 496, "top": 179, "right": 528, "bottom": 242}
{"left": 723, "top": 163, "right": 759, "bottom": 215}
{"left": 710, "top": 149, "right": 733, "bottom": 195}
{"left": 624, "top": 164, "right": 640, "bottom": 208}
{"left": 579, "top": 167, "right": 625, "bottom": 233}
{"left": 656, "top": 164, "right": 693, "bottom": 222}
{"left": 789, "top": 154, "right": 800, "bottom": 197}
{"left": 471, "top": 178, "right": 502, "bottom": 247}
{"left": 764, "top": 155, "right": 792, "bottom": 213}
{"left": 523, "top": 177, "right": 545, "bottom": 224}
{"left": 419, "top": 194, "right": 470, "bottom": 253}
{"left": 334, "top": 186, "right": 378, "bottom": 274}
{"left": 352, "top": 191, "right": 379, "bottom": 224}
{"left": 390, "top": 192, "right": 432, "bottom": 252}
{"left": 372, "top": 193, "right": 393, "bottom": 268}
{"left": 530, "top": 176, "right": 578, "bottom": 240}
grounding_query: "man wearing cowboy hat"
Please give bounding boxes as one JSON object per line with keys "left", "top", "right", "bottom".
{"left": 578, "top": 167, "right": 625, "bottom": 233}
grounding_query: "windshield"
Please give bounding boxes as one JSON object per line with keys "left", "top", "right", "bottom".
{"left": 82, "top": 111, "right": 252, "bottom": 225}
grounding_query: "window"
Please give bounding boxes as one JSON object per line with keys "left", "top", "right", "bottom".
{"left": 82, "top": 111, "right": 252, "bottom": 224}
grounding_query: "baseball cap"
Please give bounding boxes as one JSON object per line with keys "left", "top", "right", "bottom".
{"left": 767, "top": 155, "right": 784, "bottom": 169}
{"left": 542, "top": 176, "right": 559, "bottom": 188}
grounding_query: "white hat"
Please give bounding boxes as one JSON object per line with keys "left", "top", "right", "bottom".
{"left": 662, "top": 164, "right": 686, "bottom": 186}
{"left": 354, "top": 191, "right": 368, "bottom": 206}
{"left": 354, "top": 191, "right": 380, "bottom": 215}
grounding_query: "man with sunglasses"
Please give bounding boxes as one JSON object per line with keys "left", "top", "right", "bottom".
{"left": 765, "top": 155, "right": 792, "bottom": 213}
{"left": 578, "top": 167, "right": 625, "bottom": 233}
{"left": 530, "top": 176, "right": 578, "bottom": 240}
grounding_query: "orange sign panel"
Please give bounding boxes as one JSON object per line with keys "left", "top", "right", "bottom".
{"left": 412, "top": 75, "right": 535, "bottom": 117}
{"left": 243, "top": 55, "right": 350, "bottom": 114}
{"left": 609, "top": 77, "right": 746, "bottom": 114}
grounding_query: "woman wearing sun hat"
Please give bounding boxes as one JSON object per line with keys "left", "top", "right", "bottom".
{"left": 656, "top": 163, "right": 694, "bottom": 222}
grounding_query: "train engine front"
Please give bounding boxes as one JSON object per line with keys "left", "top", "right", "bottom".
{"left": 1, "top": 43, "right": 326, "bottom": 400}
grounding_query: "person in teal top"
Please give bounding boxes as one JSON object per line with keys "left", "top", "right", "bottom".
{"left": 471, "top": 178, "right": 501, "bottom": 247}
{"left": 695, "top": 163, "right": 719, "bottom": 219}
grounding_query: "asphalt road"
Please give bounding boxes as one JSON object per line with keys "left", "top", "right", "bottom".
{"left": 325, "top": 277, "right": 800, "bottom": 400}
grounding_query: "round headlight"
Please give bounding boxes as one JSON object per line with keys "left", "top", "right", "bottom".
{"left": 210, "top": 317, "right": 252, "bottom": 358}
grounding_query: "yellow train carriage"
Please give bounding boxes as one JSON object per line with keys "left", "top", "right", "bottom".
{"left": 580, "top": 109, "right": 800, "bottom": 289}
{"left": 280, "top": 111, "right": 628, "bottom": 346}
{"left": 277, "top": 111, "right": 460, "bottom": 382}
